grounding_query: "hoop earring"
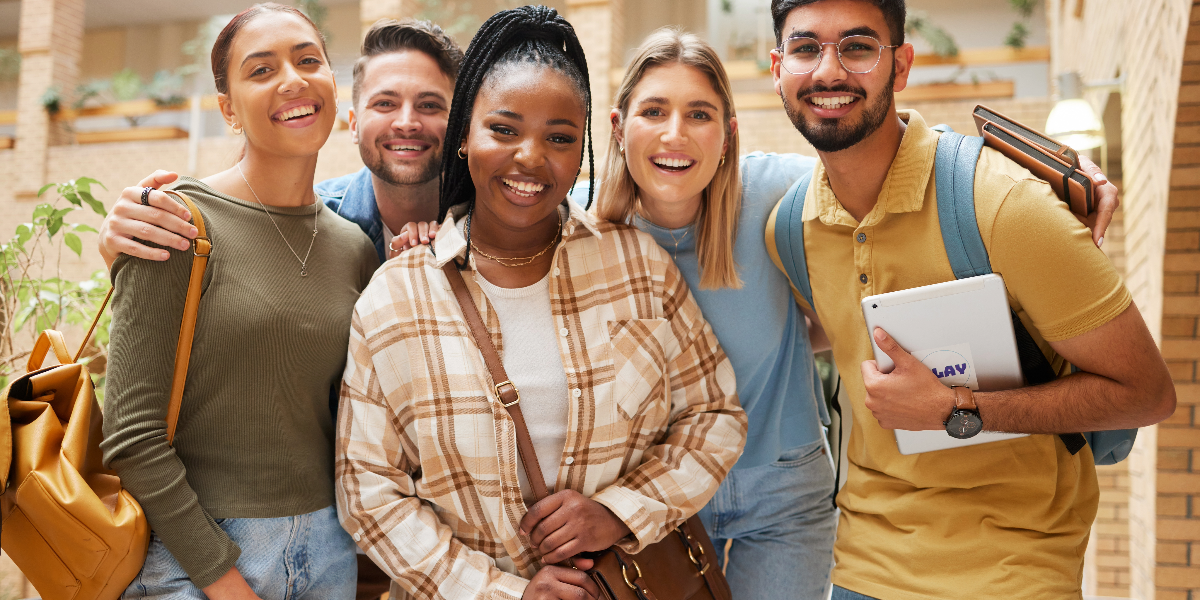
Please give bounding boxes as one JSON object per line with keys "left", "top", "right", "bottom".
{"left": 719, "top": 154, "right": 726, "bottom": 167}
{"left": 619, "top": 144, "right": 624, "bottom": 155}
{"left": 457, "top": 147, "right": 467, "bottom": 159}
{"left": 231, "top": 122, "right": 242, "bottom": 135}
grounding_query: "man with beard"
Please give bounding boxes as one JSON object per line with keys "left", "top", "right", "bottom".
{"left": 96, "top": 18, "right": 462, "bottom": 266}
{"left": 764, "top": 1, "right": 1176, "bottom": 599}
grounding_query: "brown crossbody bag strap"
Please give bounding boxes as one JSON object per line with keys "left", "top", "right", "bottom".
{"left": 442, "top": 263, "right": 731, "bottom": 600}
{"left": 442, "top": 263, "right": 552, "bottom": 501}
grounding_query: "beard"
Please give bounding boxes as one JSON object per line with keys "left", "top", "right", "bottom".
{"left": 783, "top": 68, "right": 896, "bottom": 153}
{"left": 361, "top": 135, "right": 442, "bottom": 186}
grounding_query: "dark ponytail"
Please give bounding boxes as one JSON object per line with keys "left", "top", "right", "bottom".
{"left": 437, "top": 5, "right": 594, "bottom": 233}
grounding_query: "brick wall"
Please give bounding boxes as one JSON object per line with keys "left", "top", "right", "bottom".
{"left": 1157, "top": 6, "right": 1200, "bottom": 599}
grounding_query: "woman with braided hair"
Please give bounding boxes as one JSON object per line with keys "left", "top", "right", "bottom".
{"left": 335, "top": 6, "right": 746, "bottom": 600}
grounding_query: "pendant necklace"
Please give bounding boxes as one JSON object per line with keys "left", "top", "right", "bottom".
{"left": 237, "top": 162, "right": 319, "bottom": 276}
{"left": 666, "top": 227, "right": 689, "bottom": 260}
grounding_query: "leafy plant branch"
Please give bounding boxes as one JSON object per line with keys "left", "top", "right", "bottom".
{"left": 1, "top": 178, "right": 112, "bottom": 393}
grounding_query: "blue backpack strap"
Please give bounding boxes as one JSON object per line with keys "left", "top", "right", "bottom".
{"left": 773, "top": 171, "right": 816, "bottom": 309}
{"left": 934, "top": 130, "right": 991, "bottom": 278}
{"left": 933, "top": 127, "right": 1101, "bottom": 459}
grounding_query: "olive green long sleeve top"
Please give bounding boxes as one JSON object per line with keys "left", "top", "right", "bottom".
{"left": 100, "top": 178, "right": 379, "bottom": 588}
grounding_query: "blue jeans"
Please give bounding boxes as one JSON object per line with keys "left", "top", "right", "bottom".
{"left": 831, "top": 585, "right": 879, "bottom": 599}
{"left": 697, "top": 439, "right": 837, "bottom": 600}
{"left": 122, "top": 505, "right": 356, "bottom": 599}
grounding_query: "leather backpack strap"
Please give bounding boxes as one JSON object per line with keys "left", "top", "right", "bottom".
{"left": 160, "top": 189, "right": 212, "bottom": 446}
{"left": 442, "top": 263, "right": 552, "bottom": 502}
{"left": 26, "top": 330, "right": 73, "bottom": 371}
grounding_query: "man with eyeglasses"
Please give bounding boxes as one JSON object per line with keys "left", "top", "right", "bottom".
{"left": 764, "top": 1, "right": 1175, "bottom": 599}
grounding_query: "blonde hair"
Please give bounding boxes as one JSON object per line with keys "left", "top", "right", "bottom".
{"left": 597, "top": 27, "right": 742, "bottom": 290}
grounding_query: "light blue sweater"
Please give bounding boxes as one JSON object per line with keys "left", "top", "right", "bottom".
{"left": 573, "top": 152, "right": 826, "bottom": 469}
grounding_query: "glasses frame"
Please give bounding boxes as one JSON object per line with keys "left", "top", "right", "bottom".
{"left": 774, "top": 35, "right": 900, "bottom": 76}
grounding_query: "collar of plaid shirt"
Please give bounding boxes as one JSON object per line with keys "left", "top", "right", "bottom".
{"left": 432, "top": 198, "right": 604, "bottom": 269}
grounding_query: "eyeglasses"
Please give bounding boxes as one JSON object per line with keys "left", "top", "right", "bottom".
{"left": 774, "top": 35, "right": 899, "bottom": 75}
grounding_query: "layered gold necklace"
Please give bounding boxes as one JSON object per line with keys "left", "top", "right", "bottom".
{"left": 467, "top": 212, "right": 562, "bottom": 268}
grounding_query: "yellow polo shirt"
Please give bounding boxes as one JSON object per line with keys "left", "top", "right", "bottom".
{"left": 767, "top": 111, "right": 1131, "bottom": 600}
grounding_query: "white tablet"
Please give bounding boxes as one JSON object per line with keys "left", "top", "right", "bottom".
{"left": 861, "top": 274, "right": 1028, "bottom": 454}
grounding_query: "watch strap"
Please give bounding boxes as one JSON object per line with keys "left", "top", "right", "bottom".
{"left": 951, "top": 385, "right": 977, "bottom": 412}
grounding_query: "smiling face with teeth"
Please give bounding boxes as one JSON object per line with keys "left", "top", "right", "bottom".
{"left": 616, "top": 63, "right": 734, "bottom": 228}
{"left": 771, "top": 0, "right": 914, "bottom": 154}
{"left": 462, "top": 64, "right": 585, "bottom": 242}
{"left": 217, "top": 11, "right": 337, "bottom": 158}
{"left": 352, "top": 50, "right": 453, "bottom": 188}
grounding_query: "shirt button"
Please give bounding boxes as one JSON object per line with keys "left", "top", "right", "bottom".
{"left": 353, "top": 532, "right": 361, "bottom": 541}
{"left": 859, "top": 274, "right": 868, "bottom": 284}
{"left": 554, "top": 268, "right": 561, "bottom": 276}
{"left": 572, "top": 388, "right": 582, "bottom": 398}
{"left": 559, "top": 328, "right": 569, "bottom": 337}
{"left": 857, "top": 233, "right": 866, "bottom": 243}
{"left": 565, "top": 456, "right": 575, "bottom": 465}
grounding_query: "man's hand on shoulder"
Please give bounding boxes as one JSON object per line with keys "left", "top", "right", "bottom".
{"left": 99, "top": 170, "right": 198, "bottom": 269}
{"left": 387, "top": 221, "right": 439, "bottom": 260}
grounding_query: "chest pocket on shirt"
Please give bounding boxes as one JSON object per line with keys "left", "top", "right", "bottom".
{"left": 607, "top": 318, "right": 672, "bottom": 421}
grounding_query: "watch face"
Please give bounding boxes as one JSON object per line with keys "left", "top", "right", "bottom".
{"left": 946, "top": 410, "right": 983, "bottom": 439}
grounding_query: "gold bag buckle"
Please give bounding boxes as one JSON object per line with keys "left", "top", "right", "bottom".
{"left": 495, "top": 380, "right": 520, "bottom": 407}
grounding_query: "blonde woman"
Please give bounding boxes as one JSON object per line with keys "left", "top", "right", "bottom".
{"left": 573, "top": 28, "right": 834, "bottom": 600}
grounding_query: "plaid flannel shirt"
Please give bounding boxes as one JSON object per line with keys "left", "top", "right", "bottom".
{"left": 336, "top": 200, "right": 746, "bottom": 600}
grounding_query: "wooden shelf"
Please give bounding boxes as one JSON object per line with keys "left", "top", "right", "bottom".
{"left": 735, "top": 92, "right": 784, "bottom": 111}
{"left": 913, "top": 46, "right": 1050, "bottom": 67}
{"left": 75, "top": 126, "right": 189, "bottom": 144}
{"left": 897, "top": 80, "right": 1014, "bottom": 101}
{"left": 0, "top": 136, "right": 13, "bottom": 149}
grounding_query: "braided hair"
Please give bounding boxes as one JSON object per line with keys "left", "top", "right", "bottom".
{"left": 437, "top": 5, "right": 594, "bottom": 233}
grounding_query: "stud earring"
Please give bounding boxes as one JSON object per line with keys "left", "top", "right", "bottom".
{"left": 457, "top": 147, "right": 467, "bottom": 159}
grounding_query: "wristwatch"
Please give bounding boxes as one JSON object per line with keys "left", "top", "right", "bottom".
{"left": 944, "top": 385, "right": 983, "bottom": 439}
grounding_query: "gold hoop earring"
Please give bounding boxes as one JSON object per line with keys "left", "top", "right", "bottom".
{"left": 457, "top": 147, "right": 467, "bottom": 159}
{"left": 720, "top": 154, "right": 726, "bottom": 167}
{"left": 231, "top": 123, "right": 242, "bottom": 135}
{"left": 619, "top": 144, "right": 624, "bottom": 155}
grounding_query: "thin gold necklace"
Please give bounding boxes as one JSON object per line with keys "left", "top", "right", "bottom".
{"left": 237, "top": 162, "right": 319, "bottom": 277}
{"left": 468, "top": 212, "right": 562, "bottom": 268}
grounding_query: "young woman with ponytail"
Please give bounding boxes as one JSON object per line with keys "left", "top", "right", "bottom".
{"left": 334, "top": 6, "right": 746, "bottom": 600}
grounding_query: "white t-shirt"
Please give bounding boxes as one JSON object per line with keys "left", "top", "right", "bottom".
{"left": 475, "top": 272, "right": 570, "bottom": 504}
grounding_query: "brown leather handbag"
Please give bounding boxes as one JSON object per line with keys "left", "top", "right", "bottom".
{"left": 1, "top": 190, "right": 211, "bottom": 600}
{"left": 443, "top": 263, "right": 732, "bottom": 600}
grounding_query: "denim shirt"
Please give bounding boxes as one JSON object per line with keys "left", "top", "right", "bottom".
{"left": 315, "top": 167, "right": 387, "bottom": 263}
{"left": 571, "top": 152, "right": 827, "bottom": 470}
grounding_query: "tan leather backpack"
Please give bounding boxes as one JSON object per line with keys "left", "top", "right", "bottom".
{"left": 1, "top": 190, "right": 210, "bottom": 600}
